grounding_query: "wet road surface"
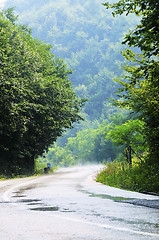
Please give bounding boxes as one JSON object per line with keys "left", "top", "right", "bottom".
{"left": 0, "top": 165, "right": 159, "bottom": 240}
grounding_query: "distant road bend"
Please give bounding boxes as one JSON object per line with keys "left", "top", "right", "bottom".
{"left": 0, "top": 165, "right": 159, "bottom": 240}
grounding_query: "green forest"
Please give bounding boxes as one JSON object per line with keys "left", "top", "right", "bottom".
{"left": 0, "top": 7, "right": 83, "bottom": 175}
{"left": 1, "top": 0, "right": 159, "bottom": 193}
{"left": 4, "top": 0, "right": 140, "bottom": 122}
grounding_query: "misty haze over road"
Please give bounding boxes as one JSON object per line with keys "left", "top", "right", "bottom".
{"left": 0, "top": 165, "right": 159, "bottom": 240}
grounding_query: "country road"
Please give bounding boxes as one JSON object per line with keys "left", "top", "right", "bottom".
{"left": 0, "top": 165, "right": 159, "bottom": 240}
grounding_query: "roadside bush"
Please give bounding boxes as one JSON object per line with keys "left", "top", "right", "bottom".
{"left": 96, "top": 160, "right": 159, "bottom": 194}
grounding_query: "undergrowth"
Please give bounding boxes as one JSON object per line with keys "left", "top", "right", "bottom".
{"left": 96, "top": 159, "right": 159, "bottom": 194}
{"left": 0, "top": 162, "right": 55, "bottom": 181}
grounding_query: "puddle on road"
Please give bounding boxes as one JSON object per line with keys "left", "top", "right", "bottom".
{"left": 120, "top": 199, "right": 159, "bottom": 209}
{"left": 79, "top": 188, "right": 159, "bottom": 210}
{"left": 12, "top": 191, "right": 26, "bottom": 198}
{"left": 78, "top": 188, "right": 134, "bottom": 202}
{"left": 105, "top": 215, "right": 159, "bottom": 232}
{"left": 61, "top": 208, "right": 76, "bottom": 213}
{"left": 13, "top": 191, "right": 21, "bottom": 194}
{"left": 18, "top": 198, "right": 42, "bottom": 203}
{"left": 30, "top": 206, "right": 59, "bottom": 212}
{"left": 89, "top": 193, "right": 133, "bottom": 201}
{"left": 12, "top": 194, "right": 26, "bottom": 198}
{"left": 21, "top": 185, "right": 37, "bottom": 191}
{"left": 27, "top": 202, "right": 42, "bottom": 206}
{"left": 29, "top": 206, "right": 76, "bottom": 213}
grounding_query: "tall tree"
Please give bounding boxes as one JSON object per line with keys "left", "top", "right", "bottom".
{"left": 0, "top": 9, "right": 83, "bottom": 175}
{"left": 103, "top": 0, "right": 159, "bottom": 166}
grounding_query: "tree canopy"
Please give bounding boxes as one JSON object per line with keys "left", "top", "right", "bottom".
{"left": 0, "top": 9, "right": 83, "bottom": 175}
{"left": 104, "top": 0, "right": 159, "bottom": 167}
{"left": 4, "top": 0, "right": 139, "bottom": 122}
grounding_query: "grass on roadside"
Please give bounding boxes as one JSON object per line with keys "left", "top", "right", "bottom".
{"left": 0, "top": 162, "right": 56, "bottom": 181}
{"left": 96, "top": 159, "right": 159, "bottom": 194}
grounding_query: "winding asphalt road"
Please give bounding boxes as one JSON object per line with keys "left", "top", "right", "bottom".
{"left": 0, "top": 165, "right": 159, "bottom": 240}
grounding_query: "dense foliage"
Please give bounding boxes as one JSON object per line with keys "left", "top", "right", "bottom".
{"left": 0, "top": 9, "right": 83, "bottom": 175}
{"left": 4, "top": 0, "right": 139, "bottom": 122}
{"left": 104, "top": 0, "right": 159, "bottom": 167}
{"left": 96, "top": 0, "right": 159, "bottom": 193}
{"left": 38, "top": 112, "right": 146, "bottom": 168}
{"left": 96, "top": 160, "right": 159, "bottom": 194}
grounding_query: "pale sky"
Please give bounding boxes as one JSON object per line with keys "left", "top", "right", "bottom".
{"left": 0, "top": 0, "right": 6, "bottom": 8}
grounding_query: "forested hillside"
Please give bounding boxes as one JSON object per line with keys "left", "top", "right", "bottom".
{"left": 4, "top": 0, "right": 138, "bottom": 122}
{"left": 2, "top": 0, "right": 139, "bottom": 171}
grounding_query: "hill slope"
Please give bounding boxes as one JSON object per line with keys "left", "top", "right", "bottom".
{"left": 4, "top": 0, "right": 138, "bottom": 122}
